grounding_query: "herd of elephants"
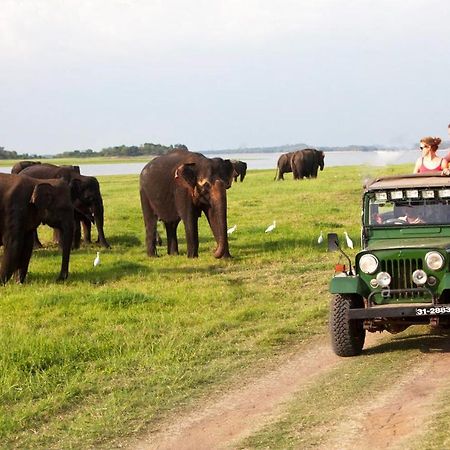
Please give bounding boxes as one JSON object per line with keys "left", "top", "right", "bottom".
{"left": 0, "top": 147, "right": 325, "bottom": 284}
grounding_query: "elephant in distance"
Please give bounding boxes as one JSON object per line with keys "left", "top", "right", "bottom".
{"left": 140, "top": 150, "right": 234, "bottom": 258}
{"left": 291, "top": 149, "right": 325, "bottom": 179}
{"left": 274, "top": 152, "right": 295, "bottom": 180}
{"left": 231, "top": 160, "right": 247, "bottom": 182}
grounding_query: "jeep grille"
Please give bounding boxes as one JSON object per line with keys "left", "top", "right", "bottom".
{"left": 380, "top": 258, "right": 423, "bottom": 297}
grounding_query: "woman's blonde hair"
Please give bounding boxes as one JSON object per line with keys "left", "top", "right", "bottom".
{"left": 420, "top": 136, "right": 442, "bottom": 150}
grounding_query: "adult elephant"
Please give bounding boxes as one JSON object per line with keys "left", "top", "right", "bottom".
{"left": 140, "top": 150, "right": 234, "bottom": 258}
{"left": 231, "top": 160, "right": 247, "bottom": 182}
{"left": 311, "top": 149, "right": 325, "bottom": 177}
{"left": 19, "top": 163, "right": 110, "bottom": 248}
{"left": 291, "top": 149, "right": 325, "bottom": 179}
{"left": 11, "top": 160, "right": 41, "bottom": 174}
{"left": 274, "top": 152, "right": 295, "bottom": 180}
{"left": 0, "top": 173, "right": 74, "bottom": 283}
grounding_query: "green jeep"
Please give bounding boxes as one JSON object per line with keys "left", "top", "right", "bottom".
{"left": 329, "top": 173, "right": 450, "bottom": 356}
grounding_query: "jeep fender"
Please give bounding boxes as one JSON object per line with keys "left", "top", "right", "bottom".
{"left": 329, "top": 275, "right": 370, "bottom": 297}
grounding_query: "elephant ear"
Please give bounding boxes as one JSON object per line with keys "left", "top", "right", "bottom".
{"left": 174, "top": 163, "right": 197, "bottom": 189}
{"left": 30, "top": 183, "right": 54, "bottom": 209}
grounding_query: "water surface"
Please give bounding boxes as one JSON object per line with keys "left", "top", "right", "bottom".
{"left": 0, "top": 150, "right": 418, "bottom": 176}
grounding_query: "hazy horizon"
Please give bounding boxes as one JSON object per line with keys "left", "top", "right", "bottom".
{"left": 2, "top": 0, "right": 449, "bottom": 155}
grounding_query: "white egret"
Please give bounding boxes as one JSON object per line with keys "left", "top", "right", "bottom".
{"left": 317, "top": 231, "right": 324, "bottom": 244}
{"left": 227, "top": 224, "right": 237, "bottom": 235}
{"left": 93, "top": 251, "right": 100, "bottom": 267}
{"left": 265, "top": 220, "right": 276, "bottom": 233}
{"left": 344, "top": 232, "right": 354, "bottom": 249}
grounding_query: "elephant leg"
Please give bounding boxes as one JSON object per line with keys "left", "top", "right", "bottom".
{"left": 165, "top": 221, "right": 179, "bottom": 255}
{"left": 0, "top": 238, "right": 21, "bottom": 284}
{"left": 82, "top": 219, "right": 92, "bottom": 243}
{"left": 140, "top": 189, "right": 159, "bottom": 256}
{"left": 17, "top": 231, "right": 34, "bottom": 284}
{"left": 183, "top": 217, "right": 199, "bottom": 258}
{"left": 33, "top": 229, "right": 43, "bottom": 249}
{"left": 72, "top": 220, "right": 81, "bottom": 249}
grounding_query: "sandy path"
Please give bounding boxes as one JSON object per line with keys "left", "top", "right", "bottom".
{"left": 130, "top": 335, "right": 383, "bottom": 450}
{"left": 129, "top": 332, "right": 450, "bottom": 450}
{"left": 321, "top": 337, "right": 450, "bottom": 450}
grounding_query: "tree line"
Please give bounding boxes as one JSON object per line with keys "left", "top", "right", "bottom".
{"left": 0, "top": 147, "right": 39, "bottom": 160}
{"left": 0, "top": 143, "right": 187, "bottom": 160}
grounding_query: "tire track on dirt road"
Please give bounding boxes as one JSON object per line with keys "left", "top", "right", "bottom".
{"left": 130, "top": 334, "right": 383, "bottom": 450}
{"left": 320, "top": 337, "right": 450, "bottom": 450}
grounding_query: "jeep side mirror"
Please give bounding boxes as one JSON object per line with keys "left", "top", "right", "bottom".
{"left": 327, "top": 233, "right": 340, "bottom": 252}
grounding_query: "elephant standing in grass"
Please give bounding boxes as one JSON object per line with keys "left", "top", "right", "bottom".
{"left": 0, "top": 173, "right": 75, "bottom": 283}
{"left": 231, "top": 160, "right": 247, "bottom": 182}
{"left": 19, "top": 163, "right": 110, "bottom": 248}
{"left": 274, "top": 152, "right": 295, "bottom": 180}
{"left": 140, "top": 150, "right": 234, "bottom": 258}
{"left": 291, "top": 149, "right": 325, "bottom": 179}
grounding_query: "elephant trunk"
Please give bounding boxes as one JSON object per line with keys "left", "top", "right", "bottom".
{"left": 92, "top": 197, "right": 110, "bottom": 248}
{"left": 58, "top": 219, "right": 74, "bottom": 281}
{"left": 206, "top": 180, "right": 231, "bottom": 259}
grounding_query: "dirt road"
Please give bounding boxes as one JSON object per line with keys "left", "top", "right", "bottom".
{"left": 130, "top": 332, "right": 450, "bottom": 450}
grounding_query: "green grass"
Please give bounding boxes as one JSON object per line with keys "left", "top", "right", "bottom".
{"left": 0, "top": 164, "right": 414, "bottom": 448}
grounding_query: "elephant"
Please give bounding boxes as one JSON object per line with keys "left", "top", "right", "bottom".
{"left": 231, "top": 160, "right": 247, "bottom": 182}
{"left": 19, "top": 163, "right": 110, "bottom": 248}
{"left": 11, "top": 160, "right": 41, "bottom": 174}
{"left": 274, "top": 152, "right": 295, "bottom": 180}
{"left": 0, "top": 173, "right": 75, "bottom": 283}
{"left": 140, "top": 150, "right": 234, "bottom": 258}
{"left": 291, "top": 149, "right": 325, "bottom": 179}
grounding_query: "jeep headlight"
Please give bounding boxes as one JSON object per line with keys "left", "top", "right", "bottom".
{"left": 376, "top": 272, "right": 391, "bottom": 287}
{"left": 359, "top": 254, "right": 379, "bottom": 274}
{"left": 425, "top": 252, "right": 444, "bottom": 271}
{"left": 412, "top": 270, "right": 427, "bottom": 286}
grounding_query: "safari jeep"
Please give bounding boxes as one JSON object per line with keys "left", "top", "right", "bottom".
{"left": 329, "top": 173, "right": 450, "bottom": 356}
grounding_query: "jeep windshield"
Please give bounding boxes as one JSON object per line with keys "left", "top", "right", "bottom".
{"left": 367, "top": 195, "right": 450, "bottom": 226}
{"left": 364, "top": 174, "right": 450, "bottom": 227}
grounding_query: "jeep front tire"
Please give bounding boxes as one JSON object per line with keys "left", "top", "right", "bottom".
{"left": 330, "top": 294, "right": 365, "bottom": 357}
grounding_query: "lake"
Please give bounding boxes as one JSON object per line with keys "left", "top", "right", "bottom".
{"left": 0, "top": 150, "right": 419, "bottom": 176}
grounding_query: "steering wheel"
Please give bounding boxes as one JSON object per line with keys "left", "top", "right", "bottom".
{"left": 384, "top": 218, "right": 408, "bottom": 225}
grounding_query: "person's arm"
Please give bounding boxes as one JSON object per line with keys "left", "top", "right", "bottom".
{"left": 441, "top": 158, "right": 450, "bottom": 175}
{"left": 413, "top": 158, "right": 421, "bottom": 174}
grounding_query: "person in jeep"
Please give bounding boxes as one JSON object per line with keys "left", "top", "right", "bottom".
{"left": 413, "top": 136, "right": 447, "bottom": 174}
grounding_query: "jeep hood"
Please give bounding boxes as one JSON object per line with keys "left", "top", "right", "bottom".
{"left": 366, "top": 237, "right": 450, "bottom": 251}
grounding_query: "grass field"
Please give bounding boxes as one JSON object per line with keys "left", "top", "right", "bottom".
{"left": 0, "top": 163, "right": 414, "bottom": 448}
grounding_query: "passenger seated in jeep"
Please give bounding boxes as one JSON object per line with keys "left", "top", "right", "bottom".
{"left": 394, "top": 205, "right": 425, "bottom": 224}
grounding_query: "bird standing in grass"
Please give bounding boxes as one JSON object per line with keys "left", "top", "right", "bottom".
{"left": 93, "top": 251, "right": 100, "bottom": 267}
{"left": 227, "top": 224, "right": 237, "bottom": 235}
{"left": 317, "top": 231, "right": 323, "bottom": 244}
{"left": 344, "top": 231, "right": 354, "bottom": 249}
{"left": 265, "top": 220, "right": 276, "bottom": 233}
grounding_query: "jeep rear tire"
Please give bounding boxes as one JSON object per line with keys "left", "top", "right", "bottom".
{"left": 330, "top": 294, "right": 365, "bottom": 357}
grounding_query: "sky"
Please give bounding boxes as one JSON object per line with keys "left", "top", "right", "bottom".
{"left": 1, "top": 0, "right": 449, "bottom": 155}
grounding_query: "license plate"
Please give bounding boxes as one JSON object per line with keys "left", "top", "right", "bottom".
{"left": 415, "top": 306, "right": 450, "bottom": 316}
